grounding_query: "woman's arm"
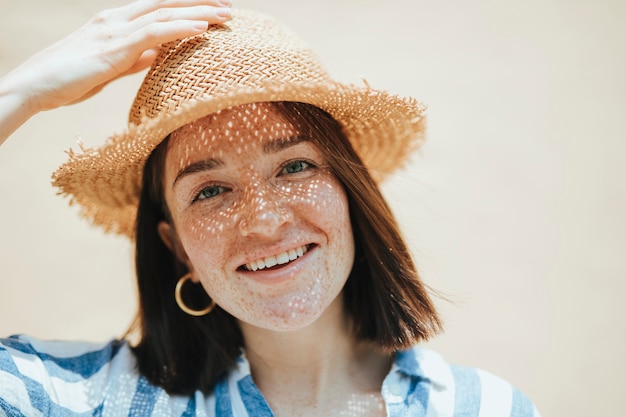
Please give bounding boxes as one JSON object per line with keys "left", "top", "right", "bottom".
{"left": 0, "top": 0, "right": 232, "bottom": 145}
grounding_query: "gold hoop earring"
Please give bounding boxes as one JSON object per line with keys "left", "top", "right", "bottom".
{"left": 174, "top": 273, "right": 215, "bottom": 316}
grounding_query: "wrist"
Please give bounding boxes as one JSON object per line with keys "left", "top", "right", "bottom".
{"left": 0, "top": 69, "right": 41, "bottom": 116}
{"left": 0, "top": 71, "right": 42, "bottom": 144}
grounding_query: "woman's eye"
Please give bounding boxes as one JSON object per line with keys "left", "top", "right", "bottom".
{"left": 194, "top": 185, "right": 225, "bottom": 202}
{"left": 281, "top": 160, "right": 311, "bottom": 175}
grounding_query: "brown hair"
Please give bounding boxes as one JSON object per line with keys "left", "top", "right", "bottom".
{"left": 131, "top": 102, "right": 442, "bottom": 395}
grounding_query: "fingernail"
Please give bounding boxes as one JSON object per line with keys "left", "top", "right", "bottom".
{"left": 216, "top": 7, "right": 231, "bottom": 19}
{"left": 219, "top": 0, "right": 232, "bottom": 6}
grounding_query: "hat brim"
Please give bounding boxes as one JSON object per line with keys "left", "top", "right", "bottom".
{"left": 52, "top": 79, "right": 426, "bottom": 237}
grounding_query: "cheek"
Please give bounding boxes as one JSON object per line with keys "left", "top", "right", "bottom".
{"left": 179, "top": 206, "right": 240, "bottom": 244}
{"left": 287, "top": 174, "right": 351, "bottom": 221}
{"left": 297, "top": 175, "right": 355, "bottom": 278}
{"left": 172, "top": 205, "right": 242, "bottom": 279}
{"left": 305, "top": 176, "right": 353, "bottom": 241}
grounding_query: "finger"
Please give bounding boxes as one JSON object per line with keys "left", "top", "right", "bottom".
{"left": 118, "top": 0, "right": 230, "bottom": 21}
{"left": 128, "top": 18, "right": 222, "bottom": 52}
{"left": 128, "top": 5, "right": 231, "bottom": 32}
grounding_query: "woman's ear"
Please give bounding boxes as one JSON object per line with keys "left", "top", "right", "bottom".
{"left": 157, "top": 220, "right": 190, "bottom": 266}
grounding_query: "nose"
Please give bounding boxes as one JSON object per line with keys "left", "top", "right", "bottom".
{"left": 237, "top": 181, "right": 293, "bottom": 237}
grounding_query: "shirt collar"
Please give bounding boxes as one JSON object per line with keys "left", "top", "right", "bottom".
{"left": 392, "top": 347, "right": 452, "bottom": 390}
{"left": 233, "top": 346, "right": 451, "bottom": 390}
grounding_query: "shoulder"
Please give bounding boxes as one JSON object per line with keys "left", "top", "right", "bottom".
{"left": 0, "top": 335, "right": 202, "bottom": 415}
{"left": 0, "top": 335, "right": 130, "bottom": 414}
{"left": 395, "top": 346, "right": 542, "bottom": 417}
{"left": 0, "top": 334, "right": 126, "bottom": 379}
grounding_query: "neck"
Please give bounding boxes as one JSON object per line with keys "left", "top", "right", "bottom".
{"left": 238, "top": 295, "right": 392, "bottom": 415}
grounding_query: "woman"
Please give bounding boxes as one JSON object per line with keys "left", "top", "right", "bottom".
{"left": 0, "top": 1, "right": 541, "bottom": 415}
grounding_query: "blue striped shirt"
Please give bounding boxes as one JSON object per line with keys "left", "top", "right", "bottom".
{"left": 0, "top": 335, "right": 541, "bottom": 416}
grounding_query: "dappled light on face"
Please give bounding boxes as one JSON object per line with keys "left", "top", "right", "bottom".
{"left": 285, "top": 275, "right": 323, "bottom": 319}
{"left": 162, "top": 102, "right": 355, "bottom": 331}
{"left": 168, "top": 103, "right": 302, "bottom": 238}
{"left": 166, "top": 103, "right": 342, "bottom": 244}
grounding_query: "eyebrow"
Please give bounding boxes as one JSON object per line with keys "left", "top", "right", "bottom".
{"left": 263, "top": 135, "right": 310, "bottom": 154}
{"left": 172, "top": 135, "right": 311, "bottom": 186}
{"left": 173, "top": 159, "right": 223, "bottom": 186}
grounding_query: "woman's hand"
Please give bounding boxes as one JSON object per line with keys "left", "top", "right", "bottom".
{"left": 0, "top": 0, "right": 232, "bottom": 143}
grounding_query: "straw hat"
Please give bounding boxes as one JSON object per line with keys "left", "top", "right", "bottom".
{"left": 52, "top": 9, "right": 426, "bottom": 237}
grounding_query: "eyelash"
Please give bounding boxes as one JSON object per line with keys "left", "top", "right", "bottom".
{"left": 191, "top": 159, "right": 316, "bottom": 203}
{"left": 192, "top": 184, "right": 228, "bottom": 203}
{"left": 279, "top": 159, "right": 314, "bottom": 175}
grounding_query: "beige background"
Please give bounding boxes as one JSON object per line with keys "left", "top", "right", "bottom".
{"left": 1, "top": 0, "right": 625, "bottom": 415}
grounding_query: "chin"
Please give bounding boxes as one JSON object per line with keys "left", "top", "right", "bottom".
{"left": 244, "top": 301, "right": 328, "bottom": 332}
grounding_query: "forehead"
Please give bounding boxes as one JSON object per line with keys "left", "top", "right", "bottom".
{"left": 169, "top": 102, "right": 299, "bottom": 153}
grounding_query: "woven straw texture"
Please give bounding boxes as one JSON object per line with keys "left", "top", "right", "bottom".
{"left": 52, "top": 9, "right": 426, "bottom": 237}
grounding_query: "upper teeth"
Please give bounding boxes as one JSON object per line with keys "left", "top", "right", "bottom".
{"left": 245, "top": 245, "right": 308, "bottom": 271}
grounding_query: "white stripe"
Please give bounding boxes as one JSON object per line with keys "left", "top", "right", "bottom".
{"left": 47, "top": 374, "right": 105, "bottom": 412}
{"left": 0, "top": 370, "right": 44, "bottom": 417}
{"left": 19, "top": 336, "right": 111, "bottom": 359}
{"left": 9, "top": 344, "right": 109, "bottom": 413}
{"left": 424, "top": 360, "right": 455, "bottom": 417}
{"left": 199, "top": 390, "right": 217, "bottom": 417}
{"left": 9, "top": 347, "right": 55, "bottom": 395}
{"left": 476, "top": 369, "right": 513, "bottom": 417}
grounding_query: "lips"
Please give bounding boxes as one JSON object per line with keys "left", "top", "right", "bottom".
{"left": 242, "top": 244, "right": 311, "bottom": 271}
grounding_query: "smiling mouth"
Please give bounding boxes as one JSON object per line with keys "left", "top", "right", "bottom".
{"left": 241, "top": 244, "right": 312, "bottom": 272}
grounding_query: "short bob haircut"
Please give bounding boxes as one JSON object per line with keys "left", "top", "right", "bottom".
{"left": 132, "top": 101, "right": 443, "bottom": 395}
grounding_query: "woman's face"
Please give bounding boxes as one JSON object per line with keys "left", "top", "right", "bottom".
{"left": 159, "top": 102, "right": 355, "bottom": 331}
